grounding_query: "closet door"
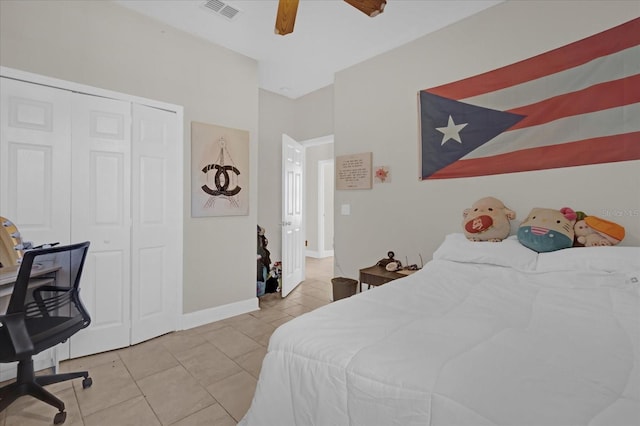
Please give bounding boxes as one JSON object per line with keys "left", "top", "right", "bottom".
{"left": 69, "top": 93, "right": 132, "bottom": 357}
{"left": 130, "top": 103, "right": 180, "bottom": 344}
{"left": 0, "top": 77, "right": 71, "bottom": 246}
{"left": 0, "top": 77, "right": 71, "bottom": 380}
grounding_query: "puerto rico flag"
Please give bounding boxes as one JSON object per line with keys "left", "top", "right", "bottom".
{"left": 419, "top": 18, "right": 640, "bottom": 180}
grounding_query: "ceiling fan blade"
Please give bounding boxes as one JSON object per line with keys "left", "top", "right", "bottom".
{"left": 344, "top": 0, "right": 386, "bottom": 17}
{"left": 275, "top": 0, "right": 299, "bottom": 35}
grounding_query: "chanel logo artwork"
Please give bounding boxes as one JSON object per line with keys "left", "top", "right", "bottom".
{"left": 191, "top": 122, "right": 250, "bottom": 217}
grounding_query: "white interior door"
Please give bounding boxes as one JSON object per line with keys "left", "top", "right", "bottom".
{"left": 0, "top": 77, "right": 71, "bottom": 246}
{"left": 130, "top": 103, "right": 180, "bottom": 344}
{"left": 69, "top": 93, "right": 132, "bottom": 357}
{"left": 0, "top": 77, "right": 72, "bottom": 380}
{"left": 281, "top": 134, "right": 305, "bottom": 297}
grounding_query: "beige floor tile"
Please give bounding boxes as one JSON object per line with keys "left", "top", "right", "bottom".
{"left": 233, "top": 346, "right": 267, "bottom": 379}
{"left": 173, "top": 342, "right": 242, "bottom": 387}
{"left": 83, "top": 395, "right": 160, "bottom": 426}
{"left": 3, "top": 386, "right": 82, "bottom": 426}
{"left": 269, "top": 314, "right": 295, "bottom": 328}
{"left": 227, "top": 315, "right": 276, "bottom": 339}
{"left": 249, "top": 306, "right": 290, "bottom": 323}
{"left": 251, "top": 328, "right": 277, "bottom": 347}
{"left": 282, "top": 303, "right": 314, "bottom": 317}
{"left": 158, "top": 331, "right": 209, "bottom": 357}
{"left": 169, "top": 403, "right": 236, "bottom": 426}
{"left": 206, "top": 371, "right": 257, "bottom": 422}
{"left": 118, "top": 340, "right": 180, "bottom": 381}
{"left": 60, "top": 350, "right": 121, "bottom": 372}
{"left": 137, "top": 365, "right": 216, "bottom": 426}
{"left": 293, "top": 294, "right": 331, "bottom": 309}
{"left": 202, "top": 326, "right": 263, "bottom": 359}
{"left": 74, "top": 359, "right": 141, "bottom": 417}
{"left": 179, "top": 319, "right": 229, "bottom": 336}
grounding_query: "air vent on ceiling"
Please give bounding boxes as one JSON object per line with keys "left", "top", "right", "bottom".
{"left": 202, "top": 0, "right": 241, "bottom": 21}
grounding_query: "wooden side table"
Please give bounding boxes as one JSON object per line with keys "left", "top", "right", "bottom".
{"left": 358, "top": 265, "right": 405, "bottom": 292}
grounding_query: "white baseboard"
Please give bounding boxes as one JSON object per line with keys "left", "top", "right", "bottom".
{"left": 306, "top": 249, "right": 334, "bottom": 258}
{"left": 180, "top": 297, "right": 259, "bottom": 331}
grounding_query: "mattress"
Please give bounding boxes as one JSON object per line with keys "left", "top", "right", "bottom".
{"left": 239, "top": 235, "right": 640, "bottom": 426}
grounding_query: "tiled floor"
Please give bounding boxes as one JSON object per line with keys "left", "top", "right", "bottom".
{"left": 0, "top": 257, "right": 334, "bottom": 426}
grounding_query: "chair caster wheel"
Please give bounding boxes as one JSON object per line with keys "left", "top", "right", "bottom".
{"left": 82, "top": 377, "right": 93, "bottom": 388}
{"left": 54, "top": 411, "right": 67, "bottom": 424}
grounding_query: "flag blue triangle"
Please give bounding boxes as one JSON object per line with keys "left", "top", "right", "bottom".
{"left": 420, "top": 91, "right": 525, "bottom": 179}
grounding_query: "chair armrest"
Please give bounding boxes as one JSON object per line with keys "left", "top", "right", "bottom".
{"left": 2, "top": 313, "right": 34, "bottom": 357}
{"left": 33, "top": 285, "right": 70, "bottom": 293}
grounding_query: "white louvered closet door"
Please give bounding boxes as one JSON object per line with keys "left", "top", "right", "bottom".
{"left": 69, "top": 93, "right": 132, "bottom": 357}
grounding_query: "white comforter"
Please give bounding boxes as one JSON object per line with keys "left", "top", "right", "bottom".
{"left": 240, "top": 260, "right": 640, "bottom": 426}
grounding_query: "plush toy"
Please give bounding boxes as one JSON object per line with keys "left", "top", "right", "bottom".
{"left": 574, "top": 215, "right": 625, "bottom": 247}
{"left": 517, "top": 207, "right": 577, "bottom": 252}
{"left": 462, "top": 197, "right": 515, "bottom": 242}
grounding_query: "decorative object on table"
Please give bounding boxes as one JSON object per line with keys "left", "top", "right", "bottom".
{"left": 517, "top": 207, "right": 577, "bottom": 252}
{"left": 0, "top": 217, "right": 32, "bottom": 268}
{"left": 376, "top": 251, "right": 401, "bottom": 269}
{"left": 374, "top": 165, "right": 390, "bottom": 184}
{"left": 573, "top": 212, "right": 625, "bottom": 247}
{"left": 461, "top": 197, "right": 515, "bottom": 242}
{"left": 335, "top": 152, "right": 372, "bottom": 190}
{"left": 191, "top": 122, "right": 249, "bottom": 217}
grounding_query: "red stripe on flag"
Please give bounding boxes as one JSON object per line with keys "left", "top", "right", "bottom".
{"left": 427, "top": 132, "right": 640, "bottom": 179}
{"left": 425, "top": 18, "right": 640, "bottom": 100}
{"left": 507, "top": 75, "right": 640, "bottom": 130}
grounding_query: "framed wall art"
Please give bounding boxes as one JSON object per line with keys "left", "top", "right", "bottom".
{"left": 335, "top": 152, "right": 373, "bottom": 190}
{"left": 191, "top": 121, "right": 250, "bottom": 217}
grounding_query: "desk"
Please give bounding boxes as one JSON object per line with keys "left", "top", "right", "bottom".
{"left": 0, "top": 264, "right": 60, "bottom": 314}
{"left": 358, "top": 265, "right": 405, "bottom": 292}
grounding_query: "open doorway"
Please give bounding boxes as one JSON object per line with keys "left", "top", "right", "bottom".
{"left": 302, "top": 136, "right": 334, "bottom": 260}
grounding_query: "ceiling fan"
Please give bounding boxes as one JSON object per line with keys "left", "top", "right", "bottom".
{"left": 275, "top": 0, "right": 387, "bottom": 35}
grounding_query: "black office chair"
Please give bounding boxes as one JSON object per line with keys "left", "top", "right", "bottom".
{"left": 0, "top": 241, "right": 92, "bottom": 424}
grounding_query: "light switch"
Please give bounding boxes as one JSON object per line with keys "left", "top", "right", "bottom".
{"left": 341, "top": 204, "right": 351, "bottom": 215}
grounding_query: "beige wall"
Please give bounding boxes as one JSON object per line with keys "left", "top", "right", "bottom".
{"left": 0, "top": 0, "right": 259, "bottom": 315}
{"left": 333, "top": 0, "right": 640, "bottom": 280}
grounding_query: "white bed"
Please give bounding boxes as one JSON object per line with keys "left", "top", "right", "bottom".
{"left": 239, "top": 234, "right": 640, "bottom": 426}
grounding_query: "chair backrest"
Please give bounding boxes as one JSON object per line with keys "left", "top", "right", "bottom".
{"left": 5, "top": 241, "right": 91, "bottom": 353}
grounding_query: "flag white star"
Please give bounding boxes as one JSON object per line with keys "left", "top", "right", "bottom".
{"left": 436, "top": 115, "right": 468, "bottom": 145}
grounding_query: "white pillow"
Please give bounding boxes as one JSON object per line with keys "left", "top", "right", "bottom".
{"left": 433, "top": 233, "right": 538, "bottom": 270}
{"left": 536, "top": 246, "right": 640, "bottom": 273}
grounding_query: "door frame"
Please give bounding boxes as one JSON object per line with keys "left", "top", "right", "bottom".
{"left": 317, "top": 159, "right": 334, "bottom": 258}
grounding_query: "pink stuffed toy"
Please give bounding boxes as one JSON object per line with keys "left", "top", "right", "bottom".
{"left": 462, "top": 197, "right": 515, "bottom": 242}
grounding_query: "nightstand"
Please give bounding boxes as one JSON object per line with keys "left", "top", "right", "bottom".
{"left": 358, "top": 265, "right": 405, "bottom": 292}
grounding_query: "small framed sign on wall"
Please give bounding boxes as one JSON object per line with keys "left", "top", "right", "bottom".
{"left": 335, "top": 152, "right": 372, "bottom": 190}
